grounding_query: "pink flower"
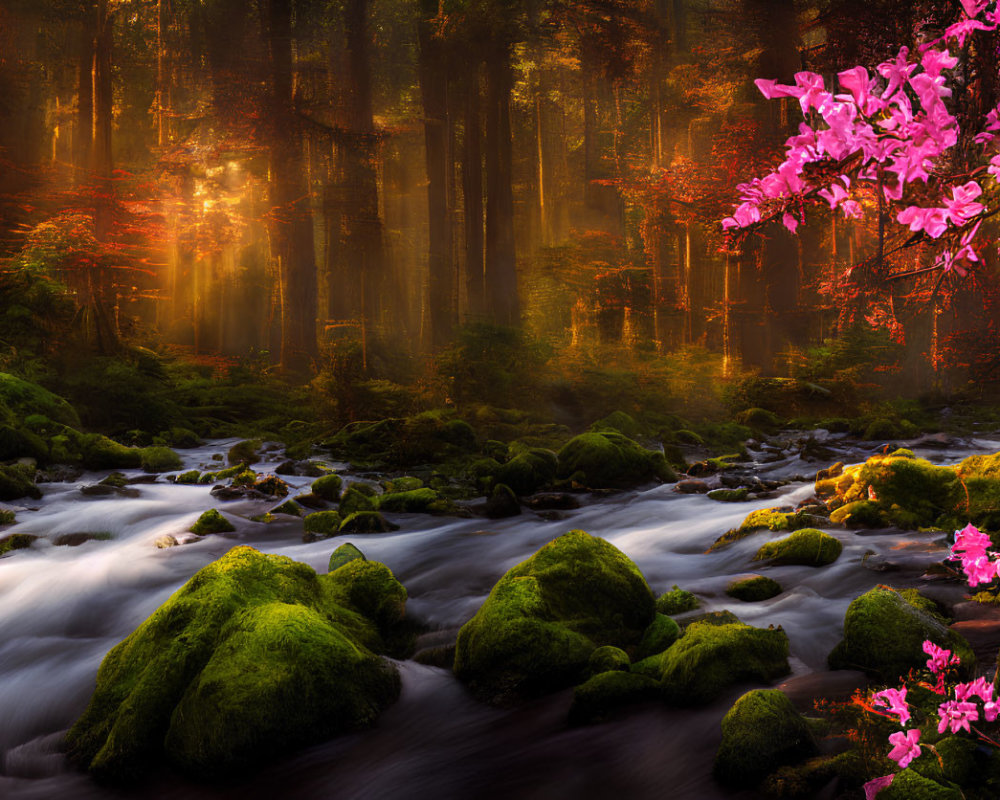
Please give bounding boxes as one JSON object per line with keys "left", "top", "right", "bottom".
{"left": 878, "top": 47, "right": 917, "bottom": 100}
{"left": 782, "top": 212, "right": 799, "bottom": 233}
{"left": 887, "top": 729, "right": 921, "bottom": 768}
{"left": 923, "top": 641, "right": 959, "bottom": 673}
{"left": 897, "top": 206, "right": 949, "bottom": 238}
{"left": 873, "top": 686, "right": 910, "bottom": 725}
{"left": 943, "top": 181, "right": 984, "bottom": 226}
{"left": 864, "top": 774, "right": 896, "bottom": 800}
{"left": 960, "top": 0, "right": 989, "bottom": 17}
{"left": 956, "top": 677, "right": 993, "bottom": 703}
{"left": 960, "top": 553, "right": 998, "bottom": 586}
{"left": 937, "top": 700, "right": 978, "bottom": 734}
{"left": 985, "top": 698, "right": 1000, "bottom": 722}
{"left": 953, "top": 523, "right": 992, "bottom": 558}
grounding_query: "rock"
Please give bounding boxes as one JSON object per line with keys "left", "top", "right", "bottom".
{"left": 753, "top": 529, "right": 842, "bottom": 567}
{"left": 54, "top": 532, "right": 111, "bottom": 547}
{"left": 324, "top": 413, "right": 476, "bottom": 468}
{"left": 710, "top": 506, "right": 818, "bottom": 551}
{"left": 0, "top": 533, "right": 37, "bottom": 555}
{"left": 483, "top": 484, "right": 520, "bottom": 518}
{"left": 655, "top": 586, "right": 700, "bottom": 615}
{"left": 713, "top": 689, "right": 818, "bottom": 787}
{"left": 590, "top": 411, "right": 644, "bottom": 440}
{"left": 78, "top": 435, "right": 143, "bottom": 471}
{"left": 140, "top": 447, "right": 182, "bottom": 473}
{"left": 567, "top": 671, "right": 659, "bottom": 726}
{"left": 380, "top": 476, "right": 424, "bottom": 494}
{"left": 65, "top": 547, "right": 403, "bottom": 782}
{"left": 636, "top": 613, "right": 680, "bottom": 658}
{"left": 557, "top": 432, "right": 676, "bottom": 489}
{"left": 338, "top": 511, "right": 398, "bottom": 534}
{"left": 378, "top": 488, "right": 456, "bottom": 515}
{"left": 876, "top": 769, "right": 963, "bottom": 800}
{"left": 80, "top": 483, "right": 139, "bottom": 498}
{"left": 153, "top": 534, "right": 178, "bottom": 549}
{"left": 523, "top": 493, "right": 580, "bottom": 511}
{"left": 588, "top": 645, "right": 630, "bottom": 675}
{"left": 454, "top": 530, "right": 655, "bottom": 704}
{"left": 828, "top": 586, "right": 974, "bottom": 681}
{"left": 674, "top": 479, "right": 709, "bottom": 494}
{"left": 0, "top": 464, "right": 42, "bottom": 501}
{"left": 249, "top": 475, "right": 289, "bottom": 498}
{"left": 99, "top": 472, "right": 128, "bottom": 488}
{"left": 35, "top": 465, "right": 83, "bottom": 483}
{"left": 275, "top": 460, "right": 297, "bottom": 475}
{"left": 293, "top": 492, "right": 327, "bottom": 509}
{"left": 329, "top": 543, "right": 366, "bottom": 572}
{"left": 311, "top": 474, "right": 343, "bottom": 502}
{"left": 227, "top": 439, "right": 261, "bottom": 466}
{"left": 189, "top": 509, "right": 235, "bottom": 535}
{"left": 494, "top": 448, "right": 558, "bottom": 495}
{"left": 707, "top": 488, "right": 749, "bottom": 502}
{"left": 209, "top": 485, "right": 244, "bottom": 501}
{"left": 727, "top": 575, "right": 783, "bottom": 602}
{"left": 658, "top": 621, "right": 790, "bottom": 705}
{"left": 339, "top": 485, "right": 378, "bottom": 516}
{"left": 303, "top": 511, "right": 342, "bottom": 539}
{"left": 0, "top": 373, "right": 80, "bottom": 427}
{"left": 270, "top": 499, "right": 302, "bottom": 516}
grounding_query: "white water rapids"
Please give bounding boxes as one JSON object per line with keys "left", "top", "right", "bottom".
{"left": 0, "top": 435, "right": 995, "bottom": 799}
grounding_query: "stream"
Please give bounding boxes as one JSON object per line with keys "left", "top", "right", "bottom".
{"left": 0, "top": 434, "right": 994, "bottom": 800}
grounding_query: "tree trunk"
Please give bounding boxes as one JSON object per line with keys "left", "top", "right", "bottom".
{"left": 75, "top": 8, "right": 94, "bottom": 177}
{"left": 418, "top": 12, "right": 454, "bottom": 347}
{"left": 483, "top": 40, "right": 519, "bottom": 326}
{"left": 268, "top": 0, "right": 318, "bottom": 373}
{"left": 461, "top": 62, "right": 484, "bottom": 317}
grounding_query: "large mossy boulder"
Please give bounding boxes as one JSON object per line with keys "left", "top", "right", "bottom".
{"left": 324, "top": 412, "right": 476, "bottom": 469}
{"left": 711, "top": 507, "right": 819, "bottom": 551}
{"left": 377, "top": 487, "right": 456, "bottom": 515}
{"left": 752, "top": 529, "right": 842, "bottom": 566}
{"left": 78, "top": 434, "right": 143, "bottom": 471}
{"left": 493, "top": 447, "right": 558, "bottom": 496}
{"left": 0, "top": 373, "right": 80, "bottom": 427}
{"left": 65, "top": 547, "right": 403, "bottom": 782}
{"left": 557, "top": 432, "right": 676, "bottom": 489}
{"left": 714, "top": 689, "right": 818, "bottom": 787}
{"left": 189, "top": 509, "right": 235, "bottom": 535}
{"left": 453, "top": 530, "right": 655, "bottom": 704}
{"left": 828, "top": 586, "right": 974, "bottom": 681}
{"left": 657, "top": 620, "right": 790, "bottom": 705}
{"left": 311, "top": 473, "right": 343, "bottom": 502}
{"left": 876, "top": 769, "right": 963, "bottom": 800}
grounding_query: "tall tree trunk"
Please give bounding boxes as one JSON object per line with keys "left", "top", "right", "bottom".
{"left": 268, "top": 0, "right": 318, "bottom": 373}
{"left": 343, "top": 0, "right": 386, "bottom": 334}
{"left": 418, "top": 11, "right": 454, "bottom": 347}
{"left": 461, "top": 61, "right": 484, "bottom": 317}
{"left": 75, "top": 9, "right": 94, "bottom": 177}
{"left": 483, "top": 40, "right": 519, "bottom": 326}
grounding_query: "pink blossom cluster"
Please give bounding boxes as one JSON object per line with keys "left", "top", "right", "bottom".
{"left": 722, "top": 1, "right": 1000, "bottom": 277}
{"left": 950, "top": 522, "right": 1000, "bottom": 587}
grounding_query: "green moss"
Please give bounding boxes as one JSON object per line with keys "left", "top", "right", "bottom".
{"left": 329, "top": 543, "right": 366, "bottom": 572}
{"left": 454, "top": 530, "right": 655, "bottom": 704}
{"left": 557, "top": 432, "right": 675, "bottom": 489}
{"left": 140, "top": 447, "right": 182, "bottom": 473}
{"left": 250, "top": 475, "right": 289, "bottom": 498}
{"left": 828, "top": 586, "right": 974, "bottom": 681}
{"left": 673, "top": 429, "right": 704, "bottom": 446}
{"left": 0, "top": 372, "right": 80, "bottom": 427}
{"left": 590, "top": 411, "right": 643, "bottom": 439}
{"left": 99, "top": 471, "right": 129, "bottom": 488}
{"left": 339, "top": 512, "right": 399, "bottom": 534}
{"left": 377, "top": 488, "right": 456, "bottom": 515}
{"left": 707, "top": 488, "right": 749, "bottom": 502}
{"left": 829, "top": 500, "right": 888, "bottom": 528}
{"left": 0, "top": 532, "right": 36, "bottom": 555}
{"left": 655, "top": 586, "right": 700, "bottom": 615}
{"left": 734, "top": 407, "right": 782, "bottom": 433}
{"left": 324, "top": 558, "right": 407, "bottom": 633}
{"left": 324, "top": 413, "right": 476, "bottom": 469}
{"left": 493, "top": 448, "right": 558, "bottom": 495}
{"left": 0, "top": 509, "right": 15, "bottom": 524}
{"left": 659, "top": 621, "right": 790, "bottom": 706}
{"left": 727, "top": 575, "right": 783, "bottom": 602}
{"left": 79, "top": 435, "right": 143, "bottom": 471}
{"left": 713, "top": 689, "right": 818, "bottom": 787}
{"left": 231, "top": 470, "right": 257, "bottom": 488}
{"left": 189, "top": 509, "right": 235, "bottom": 535}
{"left": 65, "top": 547, "right": 401, "bottom": 782}
{"left": 271, "top": 499, "right": 302, "bottom": 516}
{"left": 863, "top": 418, "right": 902, "bottom": 441}
{"left": 636, "top": 613, "right": 680, "bottom": 659}
{"left": 877, "top": 769, "right": 963, "bottom": 800}
{"left": 0, "top": 464, "right": 41, "bottom": 501}
{"left": 753, "top": 529, "right": 842, "bottom": 567}
{"left": 303, "top": 511, "right": 342, "bottom": 536}
{"left": 711, "top": 507, "right": 815, "bottom": 551}
{"left": 567, "top": 671, "right": 659, "bottom": 726}
{"left": 311, "top": 474, "right": 343, "bottom": 502}
{"left": 588, "top": 645, "right": 631, "bottom": 675}
{"left": 339, "top": 485, "right": 379, "bottom": 516}
{"left": 227, "top": 439, "right": 261, "bottom": 466}
{"left": 380, "top": 476, "right": 423, "bottom": 494}
{"left": 175, "top": 470, "right": 201, "bottom": 484}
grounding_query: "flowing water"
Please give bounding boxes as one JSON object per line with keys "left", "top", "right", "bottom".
{"left": 0, "top": 435, "right": 994, "bottom": 800}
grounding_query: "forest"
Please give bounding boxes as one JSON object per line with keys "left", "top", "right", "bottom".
{"left": 7, "top": 1, "right": 1000, "bottom": 800}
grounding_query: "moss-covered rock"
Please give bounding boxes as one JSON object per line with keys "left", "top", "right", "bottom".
{"left": 339, "top": 485, "right": 379, "bottom": 516}
{"left": 189, "top": 509, "right": 235, "bottom": 535}
{"left": 324, "top": 557, "right": 407, "bottom": 633}
{"left": 711, "top": 507, "right": 817, "bottom": 551}
{"left": 0, "top": 372, "right": 80, "bottom": 427}
{"left": 753, "top": 529, "right": 842, "bottom": 566}
{"left": 493, "top": 448, "right": 558, "bottom": 496}
{"left": 329, "top": 543, "right": 366, "bottom": 572}
{"left": 271, "top": 499, "right": 302, "bottom": 516}
{"left": 0, "top": 463, "right": 41, "bottom": 501}
{"left": 311, "top": 474, "right": 343, "bottom": 502}
{"left": 734, "top": 407, "right": 782, "bottom": 433}
{"left": 0, "top": 509, "right": 16, "bottom": 525}
{"left": 324, "top": 413, "right": 476, "bottom": 468}
{"left": 828, "top": 586, "right": 974, "bottom": 681}
{"left": 227, "top": 439, "right": 261, "bottom": 466}
{"left": 726, "top": 575, "right": 783, "bottom": 602}
{"left": 0, "top": 532, "right": 37, "bottom": 555}
{"left": 454, "top": 530, "right": 655, "bottom": 704}
{"left": 876, "top": 769, "right": 963, "bottom": 800}
{"left": 339, "top": 511, "right": 399, "bottom": 534}
{"left": 556, "top": 432, "right": 675, "bottom": 489}
{"left": 655, "top": 585, "right": 700, "bottom": 615}
{"left": 79, "top": 435, "right": 143, "bottom": 471}
{"left": 713, "top": 689, "right": 818, "bottom": 787}
{"left": 303, "top": 511, "right": 342, "bottom": 537}
{"left": 567, "top": 671, "right": 659, "bottom": 726}
{"left": 658, "top": 620, "right": 790, "bottom": 705}
{"left": 380, "top": 476, "right": 423, "bottom": 494}
{"left": 707, "top": 488, "right": 750, "bottom": 502}
{"left": 377, "top": 488, "right": 456, "bottom": 515}
{"left": 65, "top": 547, "right": 402, "bottom": 782}
{"left": 590, "top": 411, "right": 643, "bottom": 440}
{"left": 174, "top": 470, "right": 201, "bottom": 484}
{"left": 198, "top": 462, "right": 246, "bottom": 484}
{"left": 588, "top": 645, "right": 631, "bottom": 675}
{"left": 140, "top": 447, "right": 182, "bottom": 473}
{"left": 484, "top": 483, "right": 520, "bottom": 518}
{"left": 636, "top": 613, "right": 680, "bottom": 659}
